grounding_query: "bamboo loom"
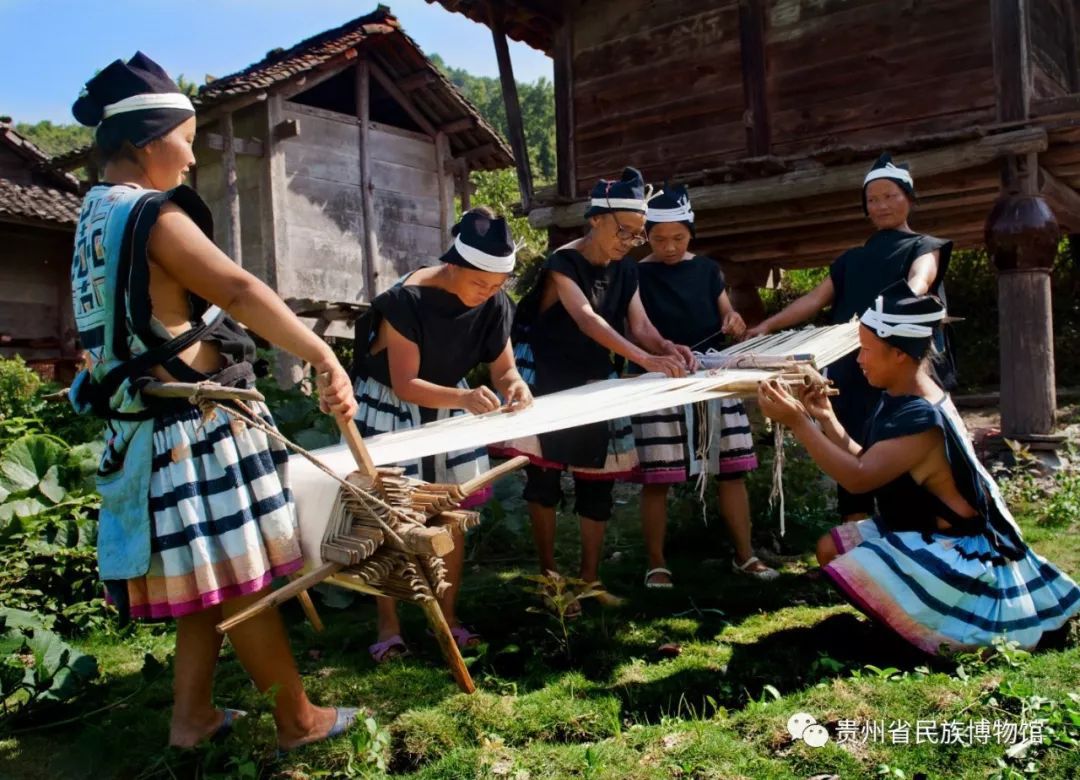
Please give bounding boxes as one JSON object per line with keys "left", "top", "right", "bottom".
{"left": 155, "top": 322, "right": 859, "bottom": 692}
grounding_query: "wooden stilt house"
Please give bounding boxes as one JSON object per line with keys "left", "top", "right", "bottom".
{"left": 192, "top": 5, "right": 512, "bottom": 332}
{"left": 426, "top": 0, "right": 1080, "bottom": 441}
{"left": 0, "top": 119, "right": 82, "bottom": 380}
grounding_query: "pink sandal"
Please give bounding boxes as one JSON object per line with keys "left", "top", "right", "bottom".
{"left": 368, "top": 634, "right": 410, "bottom": 663}
{"left": 428, "top": 625, "right": 483, "bottom": 649}
{"left": 450, "top": 625, "right": 482, "bottom": 649}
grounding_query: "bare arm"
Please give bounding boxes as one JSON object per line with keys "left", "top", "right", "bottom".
{"left": 790, "top": 416, "right": 941, "bottom": 493}
{"left": 718, "top": 290, "right": 746, "bottom": 339}
{"left": 798, "top": 385, "right": 863, "bottom": 456}
{"left": 906, "top": 250, "right": 941, "bottom": 295}
{"left": 551, "top": 272, "right": 685, "bottom": 375}
{"left": 147, "top": 203, "right": 354, "bottom": 416}
{"left": 626, "top": 292, "right": 671, "bottom": 354}
{"left": 384, "top": 323, "right": 499, "bottom": 414}
{"left": 748, "top": 277, "right": 835, "bottom": 336}
{"left": 489, "top": 340, "right": 532, "bottom": 408}
{"left": 758, "top": 380, "right": 939, "bottom": 493}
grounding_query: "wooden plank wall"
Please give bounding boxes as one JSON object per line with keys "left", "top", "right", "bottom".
{"left": 0, "top": 226, "right": 72, "bottom": 359}
{"left": 195, "top": 103, "right": 270, "bottom": 282}
{"left": 0, "top": 146, "right": 34, "bottom": 184}
{"left": 567, "top": 0, "right": 1000, "bottom": 188}
{"left": 766, "top": 0, "right": 995, "bottom": 155}
{"left": 1030, "top": 0, "right": 1079, "bottom": 98}
{"left": 367, "top": 121, "right": 446, "bottom": 294}
{"left": 278, "top": 103, "right": 368, "bottom": 303}
{"left": 275, "top": 104, "right": 446, "bottom": 303}
{"left": 570, "top": 0, "right": 744, "bottom": 191}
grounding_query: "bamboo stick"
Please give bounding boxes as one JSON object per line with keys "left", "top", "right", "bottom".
{"left": 459, "top": 455, "right": 529, "bottom": 497}
{"left": 294, "top": 582, "right": 325, "bottom": 633}
{"left": 216, "top": 562, "right": 342, "bottom": 633}
{"left": 141, "top": 381, "right": 265, "bottom": 403}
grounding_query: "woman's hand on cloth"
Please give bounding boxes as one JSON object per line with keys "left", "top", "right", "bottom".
{"left": 502, "top": 378, "right": 534, "bottom": 412}
{"left": 756, "top": 378, "right": 810, "bottom": 427}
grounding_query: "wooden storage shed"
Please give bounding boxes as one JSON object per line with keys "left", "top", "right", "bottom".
{"left": 0, "top": 119, "right": 82, "bottom": 381}
{"left": 191, "top": 5, "right": 513, "bottom": 322}
{"left": 428, "top": 0, "right": 1080, "bottom": 440}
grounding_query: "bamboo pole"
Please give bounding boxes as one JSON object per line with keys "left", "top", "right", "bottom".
{"left": 217, "top": 562, "right": 341, "bottom": 633}
{"left": 459, "top": 455, "right": 529, "bottom": 497}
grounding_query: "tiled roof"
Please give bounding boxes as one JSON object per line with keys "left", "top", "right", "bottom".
{"left": 0, "top": 119, "right": 82, "bottom": 190}
{"left": 422, "top": 0, "right": 559, "bottom": 53}
{"left": 198, "top": 5, "right": 512, "bottom": 169}
{"left": 0, "top": 178, "right": 81, "bottom": 228}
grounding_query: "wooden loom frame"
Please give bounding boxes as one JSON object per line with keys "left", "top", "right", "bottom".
{"left": 159, "top": 322, "right": 860, "bottom": 694}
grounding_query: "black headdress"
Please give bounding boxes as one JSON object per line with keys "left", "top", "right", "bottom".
{"left": 862, "top": 153, "right": 916, "bottom": 215}
{"left": 439, "top": 210, "right": 518, "bottom": 273}
{"left": 72, "top": 52, "right": 195, "bottom": 155}
{"left": 584, "top": 167, "right": 658, "bottom": 219}
{"left": 860, "top": 279, "right": 946, "bottom": 359}
{"left": 645, "top": 182, "right": 695, "bottom": 237}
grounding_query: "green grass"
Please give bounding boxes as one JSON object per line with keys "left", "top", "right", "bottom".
{"left": 2, "top": 423, "right": 1078, "bottom": 779}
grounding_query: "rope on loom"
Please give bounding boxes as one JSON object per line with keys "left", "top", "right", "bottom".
{"left": 193, "top": 395, "right": 418, "bottom": 547}
{"left": 768, "top": 422, "right": 786, "bottom": 538}
{"left": 693, "top": 400, "right": 710, "bottom": 525}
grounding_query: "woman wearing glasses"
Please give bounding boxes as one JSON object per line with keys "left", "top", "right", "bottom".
{"left": 351, "top": 207, "right": 532, "bottom": 662}
{"left": 493, "top": 168, "right": 694, "bottom": 612}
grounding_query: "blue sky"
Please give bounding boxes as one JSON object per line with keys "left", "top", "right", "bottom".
{"left": 0, "top": 0, "right": 552, "bottom": 125}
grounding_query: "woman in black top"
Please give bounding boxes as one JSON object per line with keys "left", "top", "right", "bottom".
{"left": 630, "top": 186, "right": 777, "bottom": 586}
{"left": 756, "top": 281, "right": 1079, "bottom": 653}
{"left": 746, "top": 153, "right": 951, "bottom": 522}
{"left": 492, "top": 168, "right": 694, "bottom": 610}
{"left": 352, "top": 208, "right": 531, "bottom": 661}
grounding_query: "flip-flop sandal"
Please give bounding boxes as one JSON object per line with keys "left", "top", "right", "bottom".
{"left": 277, "top": 706, "right": 364, "bottom": 755}
{"left": 210, "top": 708, "right": 246, "bottom": 743}
{"left": 585, "top": 582, "right": 626, "bottom": 608}
{"left": 368, "top": 634, "right": 410, "bottom": 663}
{"left": 644, "top": 567, "right": 674, "bottom": 589}
{"left": 732, "top": 555, "right": 780, "bottom": 581}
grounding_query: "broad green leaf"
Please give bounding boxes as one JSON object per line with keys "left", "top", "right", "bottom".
{"left": 20, "top": 627, "right": 98, "bottom": 702}
{"left": 0, "top": 496, "right": 48, "bottom": 521}
{"left": 38, "top": 465, "right": 66, "bottom": 504}
{"left": 0, "top": 458, "right": 38, "bottom": 492}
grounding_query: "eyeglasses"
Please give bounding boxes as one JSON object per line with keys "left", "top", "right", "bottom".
{"left": 605, "top": 196, "right": 648, "bottom": 246}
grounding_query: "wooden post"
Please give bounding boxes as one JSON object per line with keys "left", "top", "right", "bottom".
{"left": 221, "top": 112, "right": 242, "bottom": 266}
{"left": 264, "top": 95, "right": 298, "bottom": 388}
{"left": 553, "top": 22, "right": 576, "bottom": 199}
{"left": 457, "top": 159, "right": 472, "bottom": 211}
{"left": 985, "top": 195, "right": 1059, "bottom": 436}
{"left": 988, "top": 0, "right": 1056, "bottom": 436}
{"left": 991, "top": 0, "right": 1035, "bottom": 193}
{"left": 434, "top": 132, "right": 453, "bottom": 245}
{"left": 488, "top": 1, "right": 534, "bottom": 211}
{"left": 738, "top": 0, "right": 771, "bottom": 157}
{"left": 356, "top": 60, "right": 379, "bottom": 299}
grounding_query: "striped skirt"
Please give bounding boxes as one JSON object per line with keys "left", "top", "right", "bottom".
{"left": 489, "top": 342, "right": 637, "bottom": 478}
{"left": 825, "top": 517, "right": 1080, "bottom": 653}
{"left": 630, "top": 398, "right": 757, "bottom": 484}
{"left": 121, "top": 401, "right": 303, "bottom": 620}
{"left": 353, "top": 376, "right": 492, "bottom": 507}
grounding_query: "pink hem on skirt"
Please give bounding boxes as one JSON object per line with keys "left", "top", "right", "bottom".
{"left": 124, "top": 556, "right": 305, "bottom": 620}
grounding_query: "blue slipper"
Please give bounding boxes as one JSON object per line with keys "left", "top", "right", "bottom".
{"left": 210, "top": 708, "right": 247, "bottom": 743}
{"left": 277, "top": 707, "right": 363, "bottom": 755}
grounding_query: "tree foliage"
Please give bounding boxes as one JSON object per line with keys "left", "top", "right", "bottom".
{"left": 12, "top": 121, "right": 93, "bottom": 158}
{"left": 430, "top": 53, "right": 556, "bottom": 184}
